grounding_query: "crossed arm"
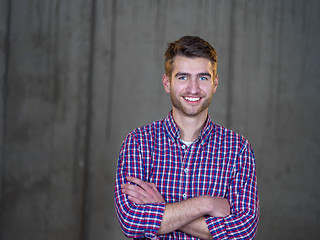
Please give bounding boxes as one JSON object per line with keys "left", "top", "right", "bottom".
{"left": 121, "top": 176, "right": 230, "bottom": 239}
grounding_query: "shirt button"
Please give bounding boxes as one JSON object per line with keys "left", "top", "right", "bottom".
{"left": 182, "top": 193, "right": 187, "bottom": 199}
{"left": 181, "top": 145, "right": 186, "bottom": 149}
{"left": 184, "top": 168, "right": 188, "bottom": 173}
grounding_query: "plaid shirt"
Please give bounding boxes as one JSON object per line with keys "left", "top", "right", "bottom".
{"left": 115, "top": 112, "right": 259, "bottom": 239}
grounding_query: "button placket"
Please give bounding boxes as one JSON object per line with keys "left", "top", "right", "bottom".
{"left": 181, "top": 145, "right": 188, "bottom": 201}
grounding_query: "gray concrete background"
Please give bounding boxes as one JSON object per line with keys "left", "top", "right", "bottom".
{"left": 1, "top": 0, "right": 319, "bottom": 239}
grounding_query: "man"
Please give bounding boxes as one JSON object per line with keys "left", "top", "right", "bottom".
{"left": 114, "top": 36, "right": 259, "bottom": 239}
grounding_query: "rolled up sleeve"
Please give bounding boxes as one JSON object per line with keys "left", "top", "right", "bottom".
{"left": 114, "top": 132, "right": 166, "bottom": 239}
{"left": 205, "top": 141, "right": 259, "bottom": 239}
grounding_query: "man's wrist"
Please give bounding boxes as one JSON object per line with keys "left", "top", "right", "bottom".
{"left": 200, "top": 195, "right": 215, "bottom": 216}
{"left": 200, "top": 195, "right": 231, "bottom": 218}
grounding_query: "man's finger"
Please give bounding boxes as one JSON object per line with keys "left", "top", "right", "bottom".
{"left": 127, "top": 176, "right": 152, "bottom": 191}
{"left": 126, "top": 176, "right": 165, "bottom": 203}
{"left": 147, "top": 182, "right": 165, "bottom": 202}
{"left": 128, "top": 196, "right": 144, "bottom": 204}
{"left": 122, "top": 183, "right": 149, "bottom": 198}
{"left": 127, "top": 176, "right": 158, "bottom": 198}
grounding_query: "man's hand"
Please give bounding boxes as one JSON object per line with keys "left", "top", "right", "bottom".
{"left": 121, "top": 176, "right": 165, "bottom": 204}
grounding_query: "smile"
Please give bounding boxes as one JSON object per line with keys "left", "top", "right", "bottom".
{"left": 184, "top": 96, "right": 201, "bottom": 102}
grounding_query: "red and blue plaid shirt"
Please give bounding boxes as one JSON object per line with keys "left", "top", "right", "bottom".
{"left": 115, "top": 112, "right": 259, "bottom": 239}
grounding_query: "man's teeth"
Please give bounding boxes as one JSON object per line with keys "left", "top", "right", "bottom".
{"left": 184, "top": 97, "right": 200, "bottom": 102}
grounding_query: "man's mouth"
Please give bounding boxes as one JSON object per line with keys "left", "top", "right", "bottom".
{"left": 184, "top": 96, "right": 201, "bottom": 102}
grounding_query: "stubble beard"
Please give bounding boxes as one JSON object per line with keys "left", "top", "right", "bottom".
{"left": 170, "top": 93, "right": 213, "bottom": 117}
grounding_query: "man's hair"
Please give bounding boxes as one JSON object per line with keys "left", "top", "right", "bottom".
{"left": 164, "top": 36, "right": 217, "bottom": 78}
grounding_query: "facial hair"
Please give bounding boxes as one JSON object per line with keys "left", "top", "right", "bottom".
{"left": 170, "top": 92, "right": 213, "bottom": 117}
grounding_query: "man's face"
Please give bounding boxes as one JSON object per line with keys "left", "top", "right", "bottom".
{"left": 163, "top": 55, "right": 218, "bottom": 118}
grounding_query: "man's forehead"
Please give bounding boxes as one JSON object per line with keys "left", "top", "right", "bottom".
{"left": 172, "top": 56, "right": 214, "bottom": 74}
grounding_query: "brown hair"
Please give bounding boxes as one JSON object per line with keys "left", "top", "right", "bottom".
{"left": 164, "top": 36, "right": 217, "bottom": 77}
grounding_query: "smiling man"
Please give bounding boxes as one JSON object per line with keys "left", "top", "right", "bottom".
{"left": 114, "top": 36, "right": 259, "bottom": 239}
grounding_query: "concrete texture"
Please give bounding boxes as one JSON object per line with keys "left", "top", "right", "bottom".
{"left": 1, "top": 0, "right": 319, "bottom": 239}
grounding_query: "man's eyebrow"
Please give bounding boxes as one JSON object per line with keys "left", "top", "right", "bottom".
{"left": 175, "top": 72, "right": 191, "bottom": 77}
{"left": 196, "top": 72, "right": 212, "bottom": 77}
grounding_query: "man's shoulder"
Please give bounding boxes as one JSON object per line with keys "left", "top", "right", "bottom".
{"left": 129, "top": 117, "right": 165, "bottom": 139}
{"left": 211, "top": 122, "right": 249, "bottom": 145}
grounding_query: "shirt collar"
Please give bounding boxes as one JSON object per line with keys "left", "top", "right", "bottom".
{"left": 164, "top": 111, "right": 215, "bottom": 144}
{"left": 164, "top": 111, "right": 181, "bottom": 142}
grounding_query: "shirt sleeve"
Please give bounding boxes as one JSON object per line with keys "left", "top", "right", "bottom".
{"left": 114, "top": 132, "right": 166, "bottom": 239}
{"left": 205, "top": 140, "right": 259, "bottom": 239}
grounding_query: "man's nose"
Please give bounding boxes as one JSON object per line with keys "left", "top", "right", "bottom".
{"left": 187, "top": 79, "right": 200, "bottom": 94}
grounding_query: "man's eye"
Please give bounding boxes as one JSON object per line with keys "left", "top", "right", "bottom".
{"left": 179, "top": 76, "right": 187, "bottom": 80}
{"left": 199, "top": 77, "right": 208, "bottom": 81}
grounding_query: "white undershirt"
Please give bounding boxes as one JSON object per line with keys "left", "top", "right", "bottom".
{"left": 181, "top": 139, "right": 193, "bottom": 147}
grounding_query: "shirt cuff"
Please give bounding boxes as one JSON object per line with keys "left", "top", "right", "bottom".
{"left": 143, "top": 202, "right": 166, "bottom": 238}
{"left": 205, "top": 216, "right": 228, "bottom": 239}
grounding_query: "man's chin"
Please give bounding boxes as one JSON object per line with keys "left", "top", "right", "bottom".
{"left": 180, "top": 107, "right": 207, "bottom": 117}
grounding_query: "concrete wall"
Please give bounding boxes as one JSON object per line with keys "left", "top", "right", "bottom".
{"left": 1, "top": 0, "right": 319, "bottom": 239}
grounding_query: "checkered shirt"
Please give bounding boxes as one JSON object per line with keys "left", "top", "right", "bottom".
{"left": 115, "top": 112, "right": 259, "bottom": 239}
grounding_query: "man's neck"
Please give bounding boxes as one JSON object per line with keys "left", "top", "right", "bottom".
{"left": 172, "top": 109, "right": 208, "bottom": 142}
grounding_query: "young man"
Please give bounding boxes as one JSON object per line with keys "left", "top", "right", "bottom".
{"left": 114, "top": 36, "right": 259, "bottom": 239}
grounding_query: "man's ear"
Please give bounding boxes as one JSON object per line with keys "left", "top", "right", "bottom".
{"left": 162, "top": 74, "right": 171, "bottom": 93}
{"left": 213, "top": 74, "right": 219, "bottom": 93}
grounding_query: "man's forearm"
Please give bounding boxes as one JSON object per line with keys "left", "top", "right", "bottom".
{"left": 179, "top": 217, "right": 212, "bottom": 240}
{"left": 122, "top": 176, "right": 230, "bottom": 238}
{"left": 158, "top": 196, "right": 211, "bottom": 235}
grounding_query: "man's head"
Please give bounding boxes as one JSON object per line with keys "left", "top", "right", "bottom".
{"left": 164, "top": 36, "right": 217, "bottom": 79}
{"left": 162, "top": 36, "right": 219, "bottom": 119}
